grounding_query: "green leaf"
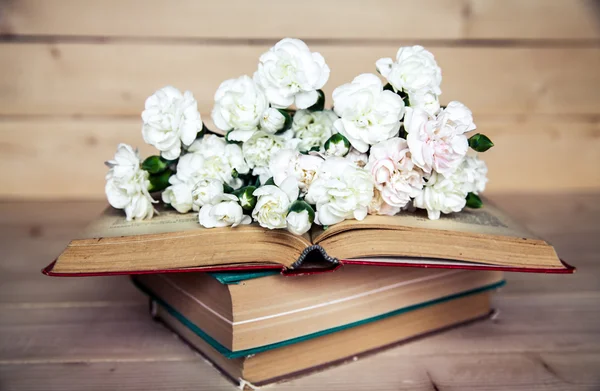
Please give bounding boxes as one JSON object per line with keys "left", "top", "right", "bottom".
{"left": 383, "top": 83, "right": 395, "bottom": 92}
{"left": 225, "top": 130, "right": 241, "bottom": 144}
{"left": 468, "top": 133, "right": 494, "bottom": 152}
{"left": 465, "top": 192, "right": 483, "bottom": 208}
{"left": 148, "top": 169, "right": 173, "bottom": 192}
{"left": 307, "top": 90, "right": 325, "bottom": 112}
{"left": 141, "top": 155, "right": 169, "bottom": 174}
{"left": 398, "top": 90, "right": 410, "bottom": 106}
{"left": 398, "top": 124, "right": 408, "bottom": 139}
{"left": 288, "top": 200, "right": 315, "bottom": 224}
{"left": 264, "top": 177, "right": 275, "bottom": 186}
{"left": 277, "top": 109, "right": 293, "bottom": 132}
{"left": 223, "top": 183, "right": 235, "bottom": 194}
{"left": 199, "top": 123, "right": 208, "bottom": 137}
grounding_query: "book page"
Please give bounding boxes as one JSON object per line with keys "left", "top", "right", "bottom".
{"left": 80, "top": 206, "right": 203, "bottom": 239}
{"left": 313, "top": 202, "right": 539, "bottom": 244}
{"left": 79, "top": 205, "right": 312, "bottom": 245}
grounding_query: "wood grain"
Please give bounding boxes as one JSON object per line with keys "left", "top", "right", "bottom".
{"left": 466, "top": 0, "right": 600, "bottom": 40}
{"left": 1, "top": 43, "right": 599, "bottom": 116}
{"left": 1, "top": 0, "right": 598, "bottom": 40}
{"left": 2, "top": 117, "right": 599, "bottom": 198}
{"left": 0, "top": 194, "right": 599, "bottom": 390}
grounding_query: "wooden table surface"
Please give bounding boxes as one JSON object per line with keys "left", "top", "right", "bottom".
{"left": 1, "top": 194, "right": 599, "bottom": 390}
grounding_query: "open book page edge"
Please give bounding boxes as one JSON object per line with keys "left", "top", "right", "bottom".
{"left": 311, "top": 203, "right": 540, "bottom": 244}
{"left": 42, "top": 255, "right": 574, "bottom": 277}
{"left": 340, "top": 258, "right": 575, "bottom": 274}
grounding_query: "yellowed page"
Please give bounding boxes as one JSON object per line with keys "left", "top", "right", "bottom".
{"left": 80, "top": 206, "right": 311, "bottom": 244}
{"left": 313, "top": 202, "right": 538, "bottom": 244}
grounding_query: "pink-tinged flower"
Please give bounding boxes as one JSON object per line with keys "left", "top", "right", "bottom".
{"left": 366, "top": 137, "right": 425, "bottom": 211}
{"left": 404, "top": 101, "right": 475, "bottom": 175}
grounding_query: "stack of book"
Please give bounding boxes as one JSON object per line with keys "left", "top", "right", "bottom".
{"left": 133, "top": 267, "right": 503, "bottom": 386}
{"left": 45, "top": 204, "right": 571, "bottom": 388}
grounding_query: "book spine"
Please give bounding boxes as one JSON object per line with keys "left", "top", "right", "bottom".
{"left": 290, "top": 245, "right": 339, "bottom": 270}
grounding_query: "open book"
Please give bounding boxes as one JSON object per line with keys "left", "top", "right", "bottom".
{"left": 43, "top": 202, "right": 573, "bottom": 276}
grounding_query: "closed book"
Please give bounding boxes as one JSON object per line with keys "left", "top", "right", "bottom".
{"left": 133, "top": 266, "right": 504, "bottom": 352}
{"left": 148, "top": 281, "right": 496, "bottom": 387}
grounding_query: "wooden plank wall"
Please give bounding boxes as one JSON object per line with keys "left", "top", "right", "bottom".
{"left": 1, "top": 0, "right": 599, "bottom": 199}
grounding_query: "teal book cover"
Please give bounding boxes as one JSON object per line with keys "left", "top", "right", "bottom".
{"left": 208, "top": 269, "right": 280, "bottom": 285}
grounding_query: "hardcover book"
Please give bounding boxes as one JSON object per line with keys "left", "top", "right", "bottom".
{"left": 44, "top": 202, "right": 571, "bottom": 276}
{"left": 136, "top": 267, "right": 502, "bottom": 387}
{"left": 132, "top": 266, "right": 505, "bottom": 351}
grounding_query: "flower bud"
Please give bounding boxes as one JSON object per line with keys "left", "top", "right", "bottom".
{"left": 233, "top": 186, "right": 257, "bottom": 211}
{"left": 148, "top": 169, "right": 172, "bottom": 192}
{"left": 323, "top": 133, "right": 351, "bottom": 157}
{"left": 141, "top": 155, "right": 169, "bottom": 174}
{"left": 260, "top": 108, "right": 289, "bottom": 134}
{"left": 286, "top": 200, "right": 315, "bottom": 235}
{"left": 162, "top": 183, "right": 193, "bottom": 213}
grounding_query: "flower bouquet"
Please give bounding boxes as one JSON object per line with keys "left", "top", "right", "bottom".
{"left": 105, "top": 38, "right": 493, "bottom": 236}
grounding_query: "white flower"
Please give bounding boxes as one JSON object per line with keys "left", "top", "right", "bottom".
{"left": 169, "top": 152, "right": 204, "bottom": 186}
{"left": 243, "top": 131, "right": 297, "bottom": 183}
{"left": 199, "top": 194, "right": 251, "bottom": 228}
{"left": 332, "top": 74, "right": 405, "bottom": 153}
{"left": 106, "top": 179, "right": 155, "bottom": 220}
{"left": 212, "top": 75, "right": 268, "bottom": 135}
{"left": 292, "top": 109, "right": 338, "bottom": 152}
{"left": 252, "top": 178, "right": 299, "bottom": 229}
{"left": 305, "top": 157, "right": 374, "bottom": 225}
{"left": 287, "top": 210, "right": 312, "bottom": 235}
{"left": 104, "top": 143, "right": 142, "bottom": 179}
{"left": 368, "top": 188, "right": 401, "bottom": 216}
{"left": 345, "top": 148, "right": 368, "bottom": 168}
{"left": 105, "top": 171, "right": 155, "bottom": 221}
{"left": 105, "top": 144, "right": 156, "bottom": 220}
{"left": 260, "top": 108, "right": 287, "bottom": 134}
{"left": 142, "top": 86, "right": 203, "bottom": 160}
{"left": 439, "top": 101, "right": 477, "bottom": 134}
{"left": 413, "top": 171, "right": 468, "bottom": 220}
{"left": 376, "top": 45, "right": 442, "bottom": 95}
{"left": 366, "top": 138, "right": 425, "bottom": 210}
{"left": 226, "top": 129, "right": 258, "bottom": 143}
{"left": 185, "top": 134, "right": 249, "bottom": 188}
{"left": 404, "top": 102, "right": 475, "bottom": 175}
{"left": 269, "top": 149, "right": 324, "bottom": 195}
{"left": 254, "top": 38, "right": 330, "bottom": 109}
{"left": 456, "top": 155, "right": 488, "bottom": 194}
{"left": 408, "top": 89, "right": 441, "bottom": 116}
{"left": 162, "top": 183, "right": 194, "bottom": 214}
{"left": 192, "top": 178, "right": 224, "bottom": 210}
